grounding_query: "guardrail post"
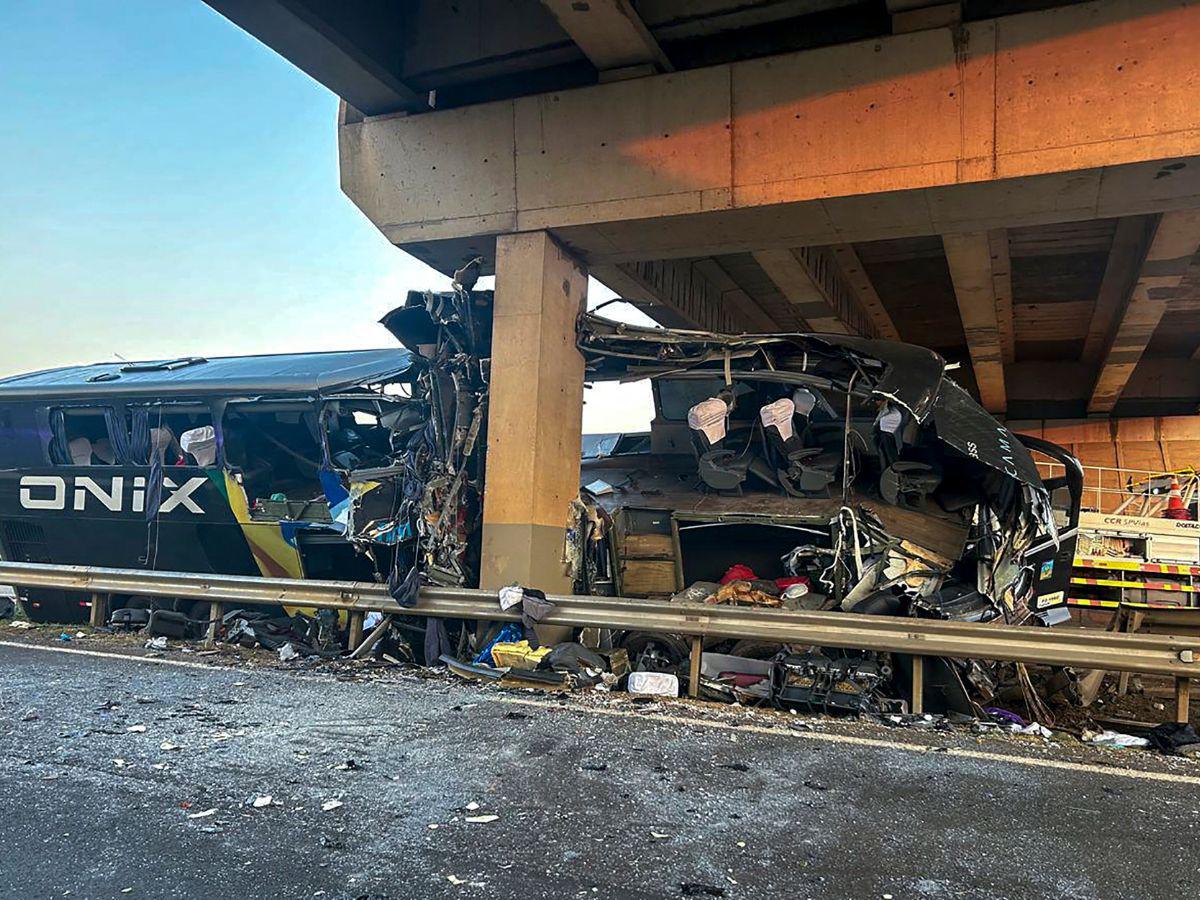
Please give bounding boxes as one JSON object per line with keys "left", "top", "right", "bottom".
{"left": 911, "top": 656, "right": 925, "bottom": 715}
{"left": 688, "top": 635, "right": 702, "bottom": 699}
{"left": 348, "top": 610, "right": 365, "bottom": 653}
{"left": 88, "top": 593, "right": 109, "bottom": 628}
{"left": 1175, "top": 676, "right": 1192, "bottom": 724}
{"left": 205, "top": 602, "right": 223, "bottom": 649}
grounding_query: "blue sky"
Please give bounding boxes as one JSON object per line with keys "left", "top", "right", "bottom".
{"left": 0, "top": 0, "right": 651, "bottom": 430}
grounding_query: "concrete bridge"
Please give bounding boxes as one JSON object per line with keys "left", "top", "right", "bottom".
{"left": 203, "top": 0, "right": 1200, "bottom": 588}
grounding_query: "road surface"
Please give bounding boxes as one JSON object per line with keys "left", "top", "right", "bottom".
{"left": 1, "top": 640, "right": 1198, "bottom": 899}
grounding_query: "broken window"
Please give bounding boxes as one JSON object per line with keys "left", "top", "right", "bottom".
{"left": 129, "top": 404, "right": 216, "bottom": 467}
{"left": 321, "top": 394, "right": 423, "bottom": 472}
{"left": 222, "top": 402, "right": 323, "bottom": 503}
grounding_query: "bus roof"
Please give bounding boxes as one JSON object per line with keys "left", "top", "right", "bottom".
{"left": 0, "top": 348, "right": 417, "bottom": 402}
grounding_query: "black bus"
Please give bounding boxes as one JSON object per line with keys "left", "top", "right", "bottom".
{"left": 0, "top": 348, "right": 427, "bottom": 622}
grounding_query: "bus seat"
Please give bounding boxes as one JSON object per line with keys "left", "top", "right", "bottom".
{"left": 68, "top": 437, "right": 93, "bottom": 466}
{"left": 180, "top": 425, "right": 218, "bottom": 467}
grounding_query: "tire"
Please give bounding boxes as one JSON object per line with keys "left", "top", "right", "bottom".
{"left": 18, "top": 588, "right": 88, "bottom": 624}
{"left": 617, "top": 631, "right": 691, "bottom": 669}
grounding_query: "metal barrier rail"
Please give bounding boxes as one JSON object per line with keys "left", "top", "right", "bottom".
{"left": 1, "top": 561, "right": 1197, "bottom": 721}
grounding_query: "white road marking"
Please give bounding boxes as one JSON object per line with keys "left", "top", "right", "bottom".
{"left": 0, "top": 639, "right": 225, "bottom": 671}
{"left": 494, "top": 696, "right": 1200, "bottom": 787}
{"left": 6, "top": 638, "right": 1198, "bottom": 787}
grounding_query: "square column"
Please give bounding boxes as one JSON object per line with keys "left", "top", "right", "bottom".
{"left": 480, "top": 231, "right": 588, "bottom": 594}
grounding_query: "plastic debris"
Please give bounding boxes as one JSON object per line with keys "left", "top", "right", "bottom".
{"left": 277, "top": 642, "right": 300, "bottom": 662}
{"left": 248, "top": 795, "right": 273, "bottom": 808}
{"left": 188, "top": 808, "right": 218, "bottom": 819}
{"left": 144, "top": 636, "right": 168, "bottom": 651}
{"left": 465, "top": 814, "right": 499, "bottom": 824}
{"left": 321, "top": 799, "right": 344, "bottom": 812}
{"left": 1084, "top": 729, "right": 1151, "bottom": 748}
{"left": 159, "top": 741, "right": 182, "bottom": 751}
{"left": 627, "top": 671, "right": 680, "bottom": 698}
{"left": 126, "top": 725, "right": 147, "bottom": 733}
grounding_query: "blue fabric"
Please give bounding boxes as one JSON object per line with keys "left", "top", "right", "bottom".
{"left": 129, "top": 408, "right": 151, "bottom": 465}
{"left": 103, "top": 408, "right": 134, "bottom": 465}
{"left": 472, "top": 622, "right": 523, "bottom": 666}
{"left": 47, "top": 409, "right": 71, "bottom": 465}
{"left": 319, "top": 468, "right": 351, "bottom": 533}
{"left": 144, "top": 454, "right": 163, "bottom": 521}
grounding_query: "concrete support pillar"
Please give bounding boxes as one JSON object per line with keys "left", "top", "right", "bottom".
{"left": 480, "top": 231, "right": 588, "bottom": 595}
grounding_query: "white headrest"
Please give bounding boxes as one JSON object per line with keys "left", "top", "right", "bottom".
{"left": 760, "top": 397, "right": 796, "bottom": 442}
{"left": 180, "top": 426, "right": 217, "bottom": 467}
{"left": 68, "top": 437, "right": 93, "bottom": 466}
{"left": 687, "top": 397, "right": 729, "bottom": 446}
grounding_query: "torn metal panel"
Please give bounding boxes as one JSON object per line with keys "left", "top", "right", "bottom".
{"left": 575, "top": 310, "right": 1084, "bottom": 716}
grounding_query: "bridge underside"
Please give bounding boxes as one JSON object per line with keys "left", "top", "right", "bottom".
{"left": 206, "top": 0, "right": 1200, "bottom": 586}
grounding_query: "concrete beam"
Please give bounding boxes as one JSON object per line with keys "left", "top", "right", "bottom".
{"left": 690, "top": 258, "right": 779, "bottom": 333}
{"left": 753, "top": 248, "right": 879, "bottom": 336}
{"left": 943, "top": 231, "right": 1007, "bottom": 414}
{"left": 590, "top": 259, "right": 743, "bottom": 332}
{"left": 1090, "top": 210, "right": 1200, "bottom": 413}
{"left": 540, "top": 0, "right": 672, "bottom": 74}
{"left": 830, "top": 244, "right": 901, "bottom": 340}
{"left": 340, "top": 0, "right": 1200, "bottom": 270}
{"left": 204, "top": 0, "right": 421, "bottom": 116}
{"left": 889, "top": 2, "right": 961, "bottom": 35}
{"left": 987, "top": 229, "right": 1015, "bottom": 364}
{"left": 481, "top": 231, "right": 587, "bottom": 597}
{"left": 1082, "top": 216, "right": 1157, "bottom": 363}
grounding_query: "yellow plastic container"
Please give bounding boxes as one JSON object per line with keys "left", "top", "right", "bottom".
{"left": 490, "top": 640, "right": 552, "bottom": 670}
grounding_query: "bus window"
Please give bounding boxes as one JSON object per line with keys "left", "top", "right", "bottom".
{"left": 132, "top": 405, "right": 215, "bottom": 467}
{"left": 48, "top": 407, "right": 118, "bottom": 466}
{"left": 222, "top": 403, "right": 323, "bottom": 503}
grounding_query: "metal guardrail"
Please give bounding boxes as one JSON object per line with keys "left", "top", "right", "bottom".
{"left": 1, "top": 561, "right": 1197, "bottom": 721}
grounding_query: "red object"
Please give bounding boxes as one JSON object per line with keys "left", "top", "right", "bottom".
{"left": 720, "top": 564, "right": 758, "bottom": 584}
{"left": 775, "top": 576, "right": 810, "bottom": 590}
{"left": 1164, "top": 480, "right": 1194, "bottom": 521}
{"left": 719, "top": 671, "right": 767, "bottom": 688}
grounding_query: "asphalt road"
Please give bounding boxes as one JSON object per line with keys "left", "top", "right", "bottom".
{"left": 1, "top": 641, "right": 1199, "bottom": 900}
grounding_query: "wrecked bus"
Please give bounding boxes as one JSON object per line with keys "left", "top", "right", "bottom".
{"left": 0, "top": 279, "right": 1083, "bottom": 713}
{"left": 0, "top": 283, "right": 491, "bottom": 623}
{"left": 568, "top": 312, "right": 1083, "bottom": 711}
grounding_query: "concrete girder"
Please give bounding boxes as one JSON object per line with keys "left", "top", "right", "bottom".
{"left": 689, "top": 258, "right": 778, "bottom": 333}
{"left": 339, "top": 0, "right": 1200, "bottom": 275}
{"left": 1081, "top": 216, "right": 1157, "bottom": 364}
{"left": 943, "top": 231, "right": 1007, "bottom": 414}
{"left": 987, "top": 229, "right": 1015, "bottom": 365}
{"left": 1089, "top": 210, "right": 1200, "bottom": 414}
{"left": 752, "top": 248, "right": 880, "bottom": 336}
{"left": 887, "top": 1, "right": 961, "bottom": 35}
{"left": 205, "top": 0, "right": 421, "bottom": 117}
{"left": 540, "top": 0, "right": 673, "bottom": 75}
{"left": 590, "top": 259, "right": 746, "bottom": 333}
{"left": 830, "top": 244, "right": 901, "bottom": 340}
